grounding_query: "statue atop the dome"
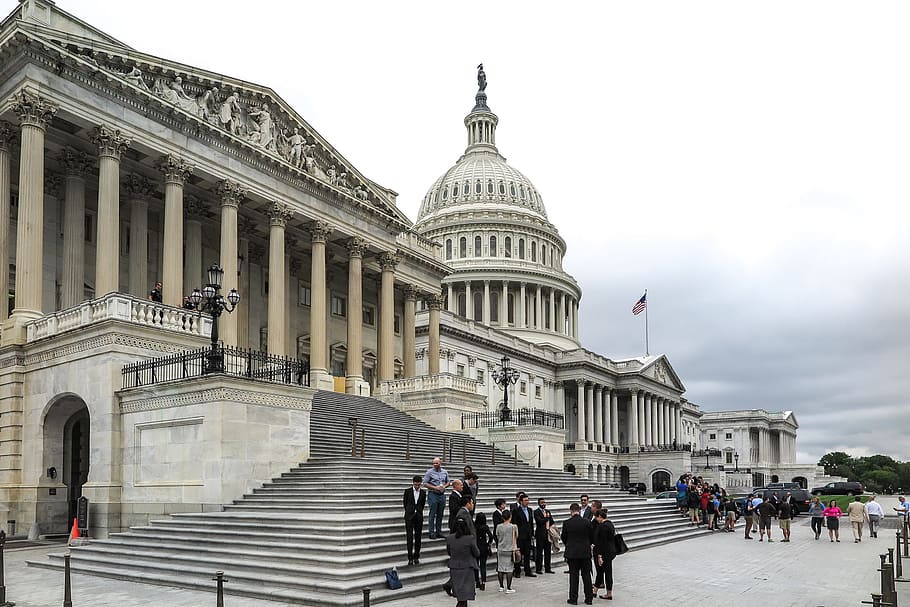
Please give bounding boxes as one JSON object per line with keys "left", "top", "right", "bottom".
{"left": 477, "top": 63, "right": 487, "bottom": 92}
{"left": 473, "top": 63, "right": 490, "bottom": 112}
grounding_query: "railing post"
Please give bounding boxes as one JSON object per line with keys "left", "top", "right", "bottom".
{"left": 360, "top": 428, "right": 366, "bottom": 458}
{"left": 442, "top": 437, "right": 447, "bottom": 462}
{"left": 0, "top": 530, "right": 12, "bottom": 607}
{"left": 405, "top": 431, "right": 410, "bottom": 461}
{"left": 362, "top": 587, "right": 371, "bottom": 607}
{"left": 213, "top": 571, "right": 228, "bottom": 607}
{"left": 491, "top": 443, "right": 495, "bottom": 466}
{"left": 897, "top": 531, "right": 904, "bottom": 580}
{"left": 63, "top": 553, "right": 72, "bottom": 607}
{"left": 462, "top": 439, "right": 466, "bottom": 463}
{"left": 880, "top": 553, "right": 894, "bottom": 607}
{"left": 513, "top": 445, "right": 518, "bottom": 465}
{"left": 350, "top": 419, "right": 358, "bottom": 457}
{"left": 904, "top": 519, "right": 909, "bottom": 558}
{"left": 538, "top": 445, "right": 542, "bottom": 468}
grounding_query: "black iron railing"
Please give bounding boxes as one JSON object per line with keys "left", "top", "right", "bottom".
{"left": 122, "top": 345, "right": 310, "bottom": 389}
{"left": 462, "top": 408, "right": 565, "bottom": 430}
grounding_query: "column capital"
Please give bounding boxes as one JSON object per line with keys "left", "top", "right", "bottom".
{"left": 427, "top": 292, "right": 445, "bottom": 310}
{"left": 184, "top": 195, "right": 209, "bottom": 221}
{"left": 404, "top": 284, "right": 419, "bottom": 302}
{"left": 0, "top": 121, "right": 17, "bottom": 151}
{"left": 630, "top": 388, "right": 639, "bottom": 396}
{"left": 483, "top": 279, "right": 490, "bottom": 286}
{"left": 217, "top": 179, "right": 247, "bottom": 208}
{"left": 378, "top": 251, "right": 399, "bottom": 272}
{"left": 575, "top": 378, "right": 586, "bottom": 386}
{"left": 157, "top": 154, "right": 194, "bottom": 184}
{"left": 59, "top": 148, "right": 93, "bottom": 178}
{"left": 269, "top": 202, "right": 293, "bottom": 227}
{"left": 346, "top": 236, "right": 367, "bottom": 259}
{"left": 10, "top": 89, "right": 58, "bottom": 130}
{"left": 308, "top": 218, "right": 331, "bottom": 241}
{"left": 91, "top": 125, "right": 131, "bottom": 159}
{"left": 123, "top": 173, "right": 156, "bottom": 201}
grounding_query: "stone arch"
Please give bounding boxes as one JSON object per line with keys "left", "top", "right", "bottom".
{"left": 770, "top": 474, "right": 780, "bottom": 483}
{"left": 604, "top": 465, "right": 611, "bottom": 485}
{"left": 596, "top": 464, "right": 603, "bottom": 483}
{"left": 619, "top": 465, "right": 630, "bottom": 488}
{"left": 40, "top": 393, "right": 91, "bottom": 535}
{"left": 791, "top": 476, "right": 808, "bottom": 489}
{"left": 587, "top": 463, "right": 594, "bottom": 480}
{"left": 650, "top": 468, "right": 672, "bottom": 493}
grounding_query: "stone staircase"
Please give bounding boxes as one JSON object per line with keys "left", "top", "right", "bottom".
{"left": 28, "top": 390, "right": 707, "bottom": 605}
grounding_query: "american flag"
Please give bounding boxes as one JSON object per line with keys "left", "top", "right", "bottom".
{"left": 632, "top": 292, "right": 647, "bottom": 315}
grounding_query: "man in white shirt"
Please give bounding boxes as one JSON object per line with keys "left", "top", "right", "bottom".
{"left": 865, "top": 496, "right": 885, "bottom": 538}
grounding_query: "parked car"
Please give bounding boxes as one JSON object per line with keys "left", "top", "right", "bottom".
{"left": 626, "top": 482, "right": 647, "bottom": 495}
{"left": 811, "top": 481, "right": 864, "bottom": 496}
{"left": 646, "top": 490, "right": 678, "bottom": 503}
{"left": 759, "top": 488, "right": 813, "bottom": 514}
{"left": 764, "top": 482, "right": 802, "bottom": 490}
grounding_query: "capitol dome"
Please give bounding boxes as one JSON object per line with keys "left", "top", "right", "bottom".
{"left": 415, "top": 67, "right": 582, "bottom": 350}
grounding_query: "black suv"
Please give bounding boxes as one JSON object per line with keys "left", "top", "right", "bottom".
{"left": 811, "top": 481, "right": 864, "bottom": 496}
{"left": 759, "top": 489, "right": 812, "bottom": 514}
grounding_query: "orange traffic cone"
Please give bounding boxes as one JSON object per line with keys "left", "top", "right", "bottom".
{"left": 67, "top": 517, "right": 79, "bottom": 545}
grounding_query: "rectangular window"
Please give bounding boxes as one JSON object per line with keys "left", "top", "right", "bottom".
{"left": 362, "top": 305, "right": 375, "bottom": 326}
{"left": 725, "top": 432, "right": 732, "bottom": 440}
{"left": 84, "top": 212, "right": 95, "bottom": 244}
{"left": 535, "top": 385, "right": 542, "bottom": 399}
{"left": 725, "top": 452, "right": 733, "bottom": 464}
{"left": 394, "top": 314, "right": 401, "bottom": 335}
{"left": 476, "top": 369, "right": 484, "bottom": 384}
{"left": 298, "top": 284, "right": 311, "bottom": 306}
{"left": 331, "top": 294, "right": 346, "bottom": 317}
{"left": 457, "top": 364, "right": 465, "bottom": 377}
{"left": 709, "top": 433, "right": 716, "bottom": 440}
{"left": 520, "top": 381, "right": 527, "bottom": 395}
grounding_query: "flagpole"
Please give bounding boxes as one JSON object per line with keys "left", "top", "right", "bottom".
{"left": 644, "top": 288, "right": 649, "bottom": 356}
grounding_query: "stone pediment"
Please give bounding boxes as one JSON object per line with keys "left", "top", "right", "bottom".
{"left": 2, "top": 0, "right": 411, "bottom": 229}
{"left": 640, "top": 355, "right": 685, "bottom": 392}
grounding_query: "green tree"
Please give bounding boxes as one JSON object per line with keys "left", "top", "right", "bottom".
{"left": 866, "top": 469, "right": 900, "bottom": 493}
{"left": 818, "top": 451, "right": 855, "bottom": 478}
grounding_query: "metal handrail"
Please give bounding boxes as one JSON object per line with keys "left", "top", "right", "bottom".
{"left": 461, "top": 407, "right": 565, "bottom": 430}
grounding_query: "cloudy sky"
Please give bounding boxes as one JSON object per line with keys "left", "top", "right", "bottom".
{"left": 20, "top": 1, "right": 910, "bottom": 464}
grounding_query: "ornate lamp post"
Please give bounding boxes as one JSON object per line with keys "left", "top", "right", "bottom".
{"left": 705, "top": 450, "right": 710, "bottom": 470}
{"left": 491, "top": 354, "right": 520, "bottom": 422}
{"left": 186, "top": 263, "right": 240, "bottom": 374}
{"left": 734, "top": 452, "right": 739, "bottom": 472}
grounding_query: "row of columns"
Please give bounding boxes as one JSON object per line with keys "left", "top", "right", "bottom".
{"left": 446, "top": 279, "right": 579, "bottom": 339}
{"left": 628, "top": 389, "right": 682, "bottom": 448}
{"left": 572, "top": 382, "right": 682, "bottom": 449}
{"left": 0, "top": 89, "right": 444, "bottom": 391}
{"left": 574, "top": 380, "right": 620, "bottom": 446}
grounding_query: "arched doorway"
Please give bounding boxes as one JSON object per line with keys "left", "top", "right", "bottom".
{"left": 651, "top": 470, "right": 671, "bottom": 493}
{"left": 770, "top": 474, "right": 779, "bottom": 483}
{"left": 587, "top": 463, "right": 594, "bottom": 480}
{"left": 792, "top": 476, "right": 808, "bottom": 489}
{"left": 619, "top": 466, "right": 630, "bottom": 488}
{"left": 41, "top": 395, "right": 90, "bottom": 534}
{"left": 596, "top": 464, "right": 603, "bottom": 483}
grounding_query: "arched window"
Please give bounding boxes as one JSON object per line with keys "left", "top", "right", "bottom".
{"left": 499, "top": 181, "right": 506, "bottom": 195}
{"left": 510, "top": 183, "right": 516, "bottom": 197}
{"left": 490, "top": 291, "right": 499, "bottom": 322}
{"left": 464, "top": 181, "right": 470, "bottom": 195}
{"left": 520, "top": 185, "right": 526, "bottom": 199}
{"left": 473, "top": 291, "right": 483, "bottom": 320}
{"left": 442, "top": 187, "right": 448, "bottom": 200}
{"left": 487, "top": 180, "right": 494, "bottom": 194}
{"left": 507, "top": 293, "right": 515, "bottom": 324}
{"left": 459, "top": 237, "right": 467, "bottom": 258}
{"left": 453, "top": 183, "right": 459, "bottom": 197}
{"left": 489, "top": 235, "right": 497, "bottom": 257}
{"left": 504, "top": 236, "right": 512, "bottom": 258}
{"left": 531, "top": 241, "right": 537, "bottom": 262}
{"left": 445, "top": 239, "right": 452, "bottom": 260}
{"left": 541, "top": 244, "right": 546, "bottom": 265}
{"left": 457, "top": 292, "right": 466, "bottom": 317}
{"left": 475, "top": 180, "right": 482, "bottom": 194}
{"left": 474, "top": 235, "right": 482, "bottom": 257}
{"left": 518, "top": 238, "right": 525, "bottom": 259}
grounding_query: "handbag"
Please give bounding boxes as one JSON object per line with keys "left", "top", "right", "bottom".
{"left": 385, "top": 567, "right": 402, "bottom": 590}
{"left": 512, "top": 526, "right": 522, "bottom": 563}
{"left": 613, "top": 533, "right": 629, "bottom": 555}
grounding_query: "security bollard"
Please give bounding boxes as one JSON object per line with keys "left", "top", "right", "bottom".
{"left": 0, "top": 530, "right": 14, "bottom": 607}
{"left": 362, "top": 587, "right": 371, "bottom": 606}
{"left": 212, "top": 571, "right": 228, "bottom": 607}
{"left": 880, "top": 554, "right": 897, "bottom": 607}
{"left": 63, "top": 554, "right": 72, "bottom": 607}
{"left": 860, "top": 592, "right": 884, "bottom": 607}
{"left": 898, "top": 531, "right": 904, "bottom": 580}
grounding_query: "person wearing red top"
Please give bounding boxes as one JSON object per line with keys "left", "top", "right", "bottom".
{"left": 700, "top": 490, "right": 710, "bottom": 526}
{"left": 823, "top": 501, "right": 843, "bottom": 542}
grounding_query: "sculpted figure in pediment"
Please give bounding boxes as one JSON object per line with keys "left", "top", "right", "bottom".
{"left": 281, "top": 127, "right": 306, "bottom": 168}
{"left": 327, "top": 165, "right": 337, "bottom": 185}
{"left": 198, "top": 87, "right": 221, "bottom": 125}
{"left": 248, "top": 103, "right": 276, "bottom": 150}
{"left": 353, "top": 185, "right": 369, "bottom": 201}
{"left": 154, "top": 76, "right": 200, "bottom": 114}
{"left": 120, "top": 66, "right": 150, "bottom": 91}
{"left": 218, "top": 92, "right": 244, "bottom": 136}
{"left": 336, "top": 172, "right": 350, "bottom": 192}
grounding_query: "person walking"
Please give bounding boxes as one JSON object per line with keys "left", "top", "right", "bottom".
{"left": 757, "top": 498, "right": 777, "bottom": 542}
{"left": 423, "top": 457, "right": 451, "bottom": 540}
{"left": 494, "top": 509, "right": 517, "bottom": 593}
{"left": 823, "top": 500, "right": 843, "bottom": 542}
{"left": 561, "top": 503, "right": 594, "bottom": 605}
{"left": 846, "top": 496, "right": 868, "bottom": 543}
{"left": 866, "top": 496, "right": 885, "bottom": 538}
{"left": 403, "top": 475, "right": 426, "bottom": 565}
{"left": 743, "top": 493, "right": 756, "bottom": 540}
{"left": 808, "top": 496, "right": 825, "bottom": 540}
{"left": 778, "top": 498, "right": 793, "bottom": 542}
{"left": 446, "top": 518, "right": 480, "bottom": 607}
{"left": 592, "top": 509, "right": 616, "bottom": 601}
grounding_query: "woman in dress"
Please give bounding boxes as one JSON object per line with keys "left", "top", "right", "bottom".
{"left": 446, "top": 518, "right": 480, "bottom": 607}
{"left": 808, "top": 496, "right": 825, "bottom": 540}
{"left": 494, "top": 509, "right": 517, "bottom": 593}
{"left": 823, "top": 499, "right": 843, "bottom": 542}
{"left": 593, "top": 509, "right": 617, "bottom": 600}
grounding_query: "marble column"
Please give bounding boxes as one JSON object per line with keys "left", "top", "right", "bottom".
{"left": 307, "top": 219, "right": 330, "bottom": 386}
{"left": 183, "top": 196, "right": 204, "bottom": 297}
{"left": 378, "top": 251, "right": 398, "bottom": 381}
{"left": 651, "top": 394, "right": 659, "bottom": 446}
{"left": 157, "top": 154, "right": 193, "bottom": 306}
{"left": 59, "top": 149, "right": 91, "bottom": 308}
{"left": 629, "top": 389, "right": 640, "bottom": 448}
{"left": 500, "top": 280, "right": 508, "bottom": 326}
{"left": 573, "top": 300, "right": 579, "bottom": 339}
{"left": 602, "top": 388, "right": 611, "bottom": 444}
{"left": 4, "top": 91, "right": 57, "bottom": 343}
{"left": 610, "top": 390, "right": 619, "bottom": 446}
{"left": 593, "top": 386, "right": 603, "bottom": 445}
{"left": 427, "top": 293, "right": 442, "bottom": 375}
{"left": 447, "top": 283, "right": 454, "bottom": 313}
{"left": 559, "top": 292, "right": 566, "bottom": 335}
{"left": 217, "top": 180, "right": 246, "bottom": 346}
{"left": 637, "top": 390, "right": 646, "bottom": 446}
{"left": 584, "top": 382, "right": 594, "bottom": 444}
{"left": 344, "top": 237, "right": 365, "bottom": 392}
{"left": 465, "top": 280, "right": 473, "bottom": 320}
{"left": 403, "top": 285, "right": 417, "bottom": 378}
{"left": 567, "top": 297, "right": 574, "bottom": 337}
{"left": 641, "top": 393, "right": 650, "bottom": 446}
{"left": 267, "top": 203, "right": 291, "bottom": 355}
{"left": 0, "top": 122, "right": 12, "bottom": 323}
{"left": 555, "top": 381, "right": 565, "bottom": 418}
{"left": 519, "top": 282, "right": 526, "bottom": 328}
{"left": 575, "top": 379, "right": 586, "bottom": 444}
{"left": 124, "top": 174, "right": 154, "bottom": 298}
{"left": 535, "top": 286, "right": 542, "bottom": 329}
{"left": 92, "top": 126, "right": 130, "bottom": 297}
{"left": 674, "top": 403, "right": 681, "bottom": 444}
{"left": 482, "top": 280, "right": 490, "bottom": 325}
{"left": 549, "top": 287, "right": 556, "bottom": 332}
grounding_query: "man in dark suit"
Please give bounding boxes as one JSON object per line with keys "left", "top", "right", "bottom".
{"left": 492, "top": 498, "right": 507, "bottom": 538}
{"left": 456, "top": 495, "right": 476, "bottom": 536}
{"left": 561, "top": 502, "right": 594, "bottom": 605}
{"left": 447, "top": 479, "right": 465, "bottom": 533}
{"left": 579, "top": 494, "right": 593, "bottom": 521}
{"left": 403, "top": 475, "right": 426, "bottom": 565}
{"left": 534, "top": 497, "right": 554, "bottom": 574}
{"left": 513, "top": 493, "right": 536, "bottom": 578}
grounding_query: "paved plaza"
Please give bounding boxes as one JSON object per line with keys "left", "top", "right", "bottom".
{"left": 3, "top": 496, "right": 905, "bottom": 607}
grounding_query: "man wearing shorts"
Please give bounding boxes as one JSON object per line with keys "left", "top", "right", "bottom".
{"left": 757, "top": 499, "right": 777, "bottom": 542}
{"left": 743, "top": 494, "right": 755, "bottom": 539}
{"left": 778, "top": 499, "right": 793, "bottom": 542}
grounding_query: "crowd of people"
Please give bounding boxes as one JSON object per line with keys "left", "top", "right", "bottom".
{"left": 408, "top": 458, "right": 621, "bottom": 606}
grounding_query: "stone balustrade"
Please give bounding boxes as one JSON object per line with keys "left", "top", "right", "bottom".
{"left": 26, "top": 293, "right": 212, "bottom": 342}
{"left": 378, "top": 372, "right": 479, "bottom": 396}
